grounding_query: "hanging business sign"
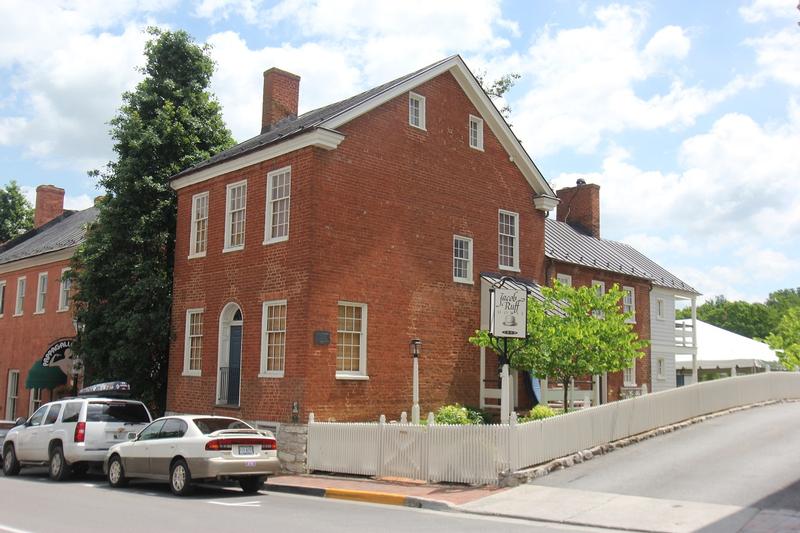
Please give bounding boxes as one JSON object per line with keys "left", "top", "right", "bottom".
{"left": 490, "top": 287, "right": 528, "bottom": 338}
{"left": 41, "top": 338, "right": 75, "bottom": 367}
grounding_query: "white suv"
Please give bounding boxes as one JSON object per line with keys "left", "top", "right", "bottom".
{"left": 3, "top": 396, "right": 151, "bottom": 480}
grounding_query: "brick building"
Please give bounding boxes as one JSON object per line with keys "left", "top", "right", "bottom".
{"left": 0, "top": 186, "right": 97, "bottom": 420}
{"left": 166, "top": 56, "right": 560, "bottom": 424}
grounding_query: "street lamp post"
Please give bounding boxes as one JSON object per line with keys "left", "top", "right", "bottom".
{"left": 71, "top": 317, "right": 85, "bottom": 396}
{"left": 410, "top": 339, "right": 422, "bottom": 424}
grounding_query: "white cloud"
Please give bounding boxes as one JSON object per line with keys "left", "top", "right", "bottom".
{"left": 739, "top": 0, "right": 798, "bottom": 23}
{"left": 746, "top": 29, "right": 800, "bottom": 87}
{"left": 194, "top": 0, "right": 261, "bottom": 23}
{"left": 511, "top": 5, "right": 742, "bottom": 156}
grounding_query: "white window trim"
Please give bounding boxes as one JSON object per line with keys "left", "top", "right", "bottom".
{"left": 57, "top": 268, "right": 71, "bottom": 312}
{"left": 263, "top": 166, "right": 292, "bottom": 245}
{"left": 452, "top": 235, "right": 474, "bottom": 284}
{"left": 29, "top": 387, "right": 42, "bottom": 416}
{"left": 623, "top": 286, "right": 636, "bottom": 323}
{"left": 336, "top": 301, "right": 368, "bottom": 380}
{"left": 188, "top": 192, "right": 209, "bottom": 259}
{"left": 182, "top": 308, "right": 204, "bottom": 377}
{"left": 14, "top": 276, "right": 26, "bottom": 316}
{"left": 469, "top": 114, "right": 484, "bottom": 151}
{"left": 6, "top": 369, "right": 19, "bottom": 420}
{"left": 555, "top": 273, "right": 572, "bottom": 287}
{"left": 34, "top": 272, "right": 47, "bottom": 314}
{"left": 408, "top": 92, "right": 426, "bottom": 131}
{"left": 259, "top": 299, "right": 287, "bottom": 378}
{"left": 0, "top": 279, "right": 6, "bottom": 318}
{"left": 592, "top": 280, "right": 606, "bottom": 294}
{"left": 656, "top": 357, "right": 666, "bottom": 380}
{"left": 223, "top": 180, "right": 247, "bottom": 253}
{"left": 498, "top": 209, "right": 520, "bottom": 272}
{"left": 656, "top": 298, "right": 666, "bottom": 320}
{"left": 623, "top": 360, "right": 637, "bottom": 387}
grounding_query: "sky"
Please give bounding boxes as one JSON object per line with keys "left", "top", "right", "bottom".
{"left": 1, "top": 0, "right": 798, "bottom": 303}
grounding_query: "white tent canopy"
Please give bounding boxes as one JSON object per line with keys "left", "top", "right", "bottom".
{"left": 676, "top": 319, "right": 779, "bottom": 371}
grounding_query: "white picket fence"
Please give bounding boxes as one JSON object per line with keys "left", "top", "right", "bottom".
{"left": 307, "top": 372, "right": 800, "bottom": 485}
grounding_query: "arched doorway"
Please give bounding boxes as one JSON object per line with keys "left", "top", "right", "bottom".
{"left": 217, "top": 303, "right": 243, "bottom": 406}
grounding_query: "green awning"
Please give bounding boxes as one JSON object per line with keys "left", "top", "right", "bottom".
{"left": 25, "top": 360, "right": 67, "bottom": 390}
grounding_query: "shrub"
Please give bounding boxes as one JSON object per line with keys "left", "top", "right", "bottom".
{"left": 522, "top": 404, "right": 557, "bottom": 422}
{"left": 433, "top": 403, "right": 486, "bottom": 425}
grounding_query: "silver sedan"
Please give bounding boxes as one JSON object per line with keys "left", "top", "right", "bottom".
{"left": 105, "top": 415, "right": 280, "bottom": 495}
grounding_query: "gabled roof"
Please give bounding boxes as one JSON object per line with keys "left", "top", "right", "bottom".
{"left": 605, "top": 241, "right": 700, "bottom": 295}
{"left": 0, "top": 207, "right": 98, "bottom": 266}
{"left": 170, "top": 55, "right": 558, "bottom": 204}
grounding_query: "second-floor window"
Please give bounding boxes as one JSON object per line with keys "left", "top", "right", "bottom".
{"left": 58, "top": 268, "right": 71, "bottom": 311}
{"left": 265, "top": 167, "right": 291, "bottom": 244}
{"left": 0, "top": 280, "right": 6, "bottom": 317}
{"left": 35, "top": 272, "right": 47, "bottom": 313}
{"left": 656, "top": 298, "right": 665, "bottom": 320}
{"left": 261, "top": 300, "right": 287, "bottom": 377}
{"left": 469, "top": 115, "right": 483, "bottom": 150}
{"left": 623, "top": 286, "right": 635, "bottom": 322}
{"left": 453, "top": 235, "right": 473, "bottom": 284}
{"left": 224, "top": 181, "right": 247, "bottom": 251}
{"left": 498, "top": 210, "right": 519, "bottom": 270}
{"left": 15, "top": 277, "right": 26, "bottom": 316}
{"left": 408, "top": 92, "right": 426, "bottom": 130}
{"left": 190, "top": 192, "right": 209, "bottom": 257}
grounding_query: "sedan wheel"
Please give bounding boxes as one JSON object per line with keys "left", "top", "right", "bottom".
{"left": 169, "top": 459, "right": 193, "bottom": 496}
{"left": 3, "top": 445, "right": 21, "bottom": 476}
{"left": 107, "top": 456, "right": 128, "bottom": 488}
{"left": 49, "top": 445, "right": 71, "bottom": 481}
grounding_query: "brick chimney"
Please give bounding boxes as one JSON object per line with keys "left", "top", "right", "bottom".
{"left": 261, "top": 68, "right": 300, "bottom": 133}
{"left": 555, "top": 179, "right": 600, "bottom": 238}
{"left": 34, "top": 185, "right": 65, "bottom": 228}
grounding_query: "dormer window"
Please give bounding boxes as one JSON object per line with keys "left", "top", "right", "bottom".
{"left": 469, "top": 115, "right": 483, "bottom": 150}
{"left": 408, "top": 92, "right": 426, "bottom": 130}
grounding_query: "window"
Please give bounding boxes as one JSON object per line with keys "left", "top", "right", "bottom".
{"left": 29, "top": 388, "right": 42, "bottom": 416}
{"left": 58, "top": 268, "right": 71, "bottom": 311}
{"left": 337, "top": 302, "right": 367, "bottom": 378}
{"left": 623, "top": 286, "right": 635, "bottom": 323}
{"left": 44, "top": 403, "right": 62, "bottom": 425}
{"left": 469, "top": 115, "right": 484, "bottom": 150}
{"left": 656, "top": 298, "right": 665, "bottom": 320}
{"left": 35, "top": 272, "right": 48, "bottom": 313}
{"left": 498, "top": 210, "right": 519, "bottom": 271}
{"left": 5, "top": 370, "right": 19, "bottom": 420}
{"left": 224, "top": 180, "right": 247, "bottom": 251}
{"left": 160, "top": 418, "right": 188, "bottom": 439}
{"left": 87, "top": 401, "right": 150, "bottom": 423}
{"left": 592, "top": 281, "right": 606, "bottom": 318}
{"left": 408, "top": 92, "right": 426, "bottom": 130}
{"left": 265, "top": 167, "right": 291, "bottom": 244}
{"left": 137, "top": 420, "right": 166, "bottom": 441}
{"left": 623, "top": 361, "right": 636, "bottom": 387}
{"left": 189, "top": 192, "right": 209, "bottom": 258}
{"left": 28, "top": 405, "right": 47, "bottom": 427}
{"left": 555, "top": 273, "right": 572, "bottom": 287}
{"left": 0, "top": 280, "right": 6, "bottom": 317}
{"left": 656, "top": 357, "right": 666, "bottom": 380}
{"left": 183, "top": 309, "right": 203, "bottom": 376}
{"left": 14, "top": 277, "right": 25, "bottom": 316}
{"left": 62, "top": 402, "right": 82, "bottom": 423}
{"left": 453, "top": 236, "right": 473, "bottom": 284}
{"left": 260, "top": 300, "right": 287, "bottom": 377}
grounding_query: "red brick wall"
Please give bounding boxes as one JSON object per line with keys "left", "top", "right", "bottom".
{"left": 168, "top": 71, "right": 547, "bottom": 422}
{"left": 547, "top": 260, "right": 652, "bottom": 401}
{"left": 0, "top": 257, "right": 76, "bottom": 419}
{"left": 555, "top": 183, "right": 600, "bottom": 238}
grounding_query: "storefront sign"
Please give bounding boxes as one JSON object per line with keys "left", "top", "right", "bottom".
{"left": 490, "top": 288, "right": 528, "bottom": 338}
{"left": 42, "top": 338, "right": 74, "bottom": 367}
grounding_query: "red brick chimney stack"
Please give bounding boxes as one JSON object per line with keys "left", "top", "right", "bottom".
{"left": 555, "top": 179, "right": 601, "bottom": 238}
{"left": 34, "top": 184, "right": 65, "bottom": 228}
{"left": 261, "top": 68, "right": 301, "bottom": 133}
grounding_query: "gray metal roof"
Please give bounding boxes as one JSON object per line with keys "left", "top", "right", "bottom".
{"left": 0, "top": 207, "right": 98, "bottom": 265}
{"left": 544, "top": 219, "right": 651, "bottom": 280}
{"left": 604, "top": 240, "right": 700, "bottom": 295}
{"left": 171, "top": 56, "right": 457, "bottom": 181}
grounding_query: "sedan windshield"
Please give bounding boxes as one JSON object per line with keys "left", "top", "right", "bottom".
{"left": 193, "top": 418, "right": 252, "bottom": 434}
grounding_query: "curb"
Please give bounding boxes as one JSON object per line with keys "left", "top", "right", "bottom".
{"left": 263, "top": 483, "right": 454, "bottom": 511}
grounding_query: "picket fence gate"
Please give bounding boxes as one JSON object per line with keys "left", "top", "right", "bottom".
{"left": 306, "top": 372, "right": 800, "bottom": 485}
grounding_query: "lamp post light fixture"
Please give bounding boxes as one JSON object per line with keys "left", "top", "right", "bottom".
{"left": 410, "top": 339, "right": 422, "bottom": 424}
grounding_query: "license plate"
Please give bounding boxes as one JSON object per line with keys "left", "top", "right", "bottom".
{"left": 238, "top": 445, "right": 254, "bottom": 455}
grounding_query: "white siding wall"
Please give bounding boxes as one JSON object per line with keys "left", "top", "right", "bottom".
{"left": 651, "top": 348, "right": 677, "bottom": 392}
{"left": 650, "top": 288, "right": 677, "bottom": 392}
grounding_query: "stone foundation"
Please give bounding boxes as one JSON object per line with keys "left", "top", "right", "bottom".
{"left": 276, "top": 423, "right": 308, "bottom": 474}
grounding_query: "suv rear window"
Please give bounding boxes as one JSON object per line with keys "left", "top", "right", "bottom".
{"left": 193, "top": 418, "right": 252, "bottom": 434}
{"left": 61, "top": 402, "right": 82, "bottom": 423}
{"left": 87, "top": 401, "right": 150, "bottom": 424}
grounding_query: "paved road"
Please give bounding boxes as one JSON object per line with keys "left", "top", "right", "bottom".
{"left": 465, "top": 401, "right": 800, "bottom": 532}
{"left": 0, "top": 468, "right": 615, "bottom": 533}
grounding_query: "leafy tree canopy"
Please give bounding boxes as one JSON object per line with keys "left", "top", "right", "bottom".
{"left": 471, "top": 282, "right": 647, "bottom": 411}
{"left": 475, "top": 71, "right": 521, "bottom": 119}
{"left": 0, "top": 180, "right": 34, "bottom": 243}
{"left": 71, "top": 28, "right": 235, "bottom": 413}
{"left": 766, "top": 308, "right": 800, "bottom": 370}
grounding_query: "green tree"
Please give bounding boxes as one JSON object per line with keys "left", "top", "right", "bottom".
{"left": 677, "top": 295, "right": 773, "bottom": 339}
{"left": 475, "top": 71, "right": 521, "bottom": 119}
{"left": 471, "top": 283, "right": 647, "bottom": 411}
{"left": 0, "top": 180, "right": 34, "bottom": 243}
{"left": 766, "top": 307, "right": 800, "bottom": 370}
{"left": 71, "top": 28, "right": 235, "bottom": 413}
{"left": 765, "top": 288, "right": 800, "bottom": 323}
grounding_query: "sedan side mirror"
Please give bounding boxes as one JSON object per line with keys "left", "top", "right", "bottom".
{"left": 14, "top": 417, "right": 27, "bottom": 427}
{"left": 127, "top": 432, "right": 137, "bottom": 441}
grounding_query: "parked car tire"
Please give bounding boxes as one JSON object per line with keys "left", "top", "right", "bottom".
{"left": 239, "top": 475, "right": 266, "bottom": 494}
{"left": 2, "top": 444, "right": 20, "bottom": 476}
{"left": 107, "top": 455, "right": 128, "bottom": 488}
{"left": 49, "top": 445, "right": 71, "bottom": 481}
{"left": 169, "top": 458, "right": 193, "bottom": 496}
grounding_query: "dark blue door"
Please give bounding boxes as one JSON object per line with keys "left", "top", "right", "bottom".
{"left": 228, "top": 325, "right": 242, "bottom": 405}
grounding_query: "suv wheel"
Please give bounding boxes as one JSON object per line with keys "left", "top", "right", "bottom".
{"left": 49, "top": 445, "right": 71, "bottom": 481}
{"left": 169, "top": 459, "right": 193, "bottom": 496}
{"left": 107, "top": 455, "right": 128, "bottom": 488}
{"left": 239, "top": 475, "right": 266, "bottom": 494}
{"left": 3, "top": 444, "right": 21, "bottom": 476}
